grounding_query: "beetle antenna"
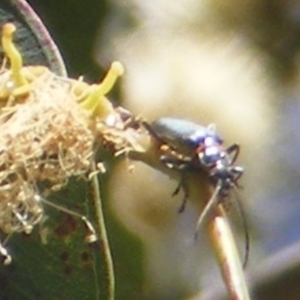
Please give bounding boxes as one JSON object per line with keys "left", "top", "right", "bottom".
{"left": 232, "top": 188, "right": 250, "bottom": 269}
{"left": 194, "top": 181, "right": 222, "bottom": 239}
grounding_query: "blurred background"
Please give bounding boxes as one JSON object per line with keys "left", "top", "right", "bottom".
{"left": 4, "top": 0, "right": 300, "bottom": 299}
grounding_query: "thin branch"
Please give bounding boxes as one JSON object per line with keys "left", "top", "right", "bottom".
{"left": 208, "top": 204, "right": 251, "bottom": 300}
{"left": 90, "top": 161, "right": 115, "bottom": 300}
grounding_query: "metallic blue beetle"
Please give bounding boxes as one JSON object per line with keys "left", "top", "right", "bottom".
{"left": 145, "top": 117, "right": 244, "bottom": 230}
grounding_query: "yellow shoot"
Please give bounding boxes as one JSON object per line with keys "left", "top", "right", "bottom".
{"left": 79, "top": 61, "right": 124, "bottom": 119}
{"left": 2, "top": 23, "right": 28, "bottom": 88}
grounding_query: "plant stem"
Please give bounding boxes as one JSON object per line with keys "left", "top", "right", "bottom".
{"left": 208, "top": 204, "right": 251, "bottom": 300}
{"left": 90, "top": 162, "right": 115, "bottom": 300}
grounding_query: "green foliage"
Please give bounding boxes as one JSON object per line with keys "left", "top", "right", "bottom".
{"left": 0, "top": 177, "right": 144, "bottom": 300}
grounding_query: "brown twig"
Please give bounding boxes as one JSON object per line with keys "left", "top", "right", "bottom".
{"left": 207, "top": 204, "right": 251, "bottom": 300}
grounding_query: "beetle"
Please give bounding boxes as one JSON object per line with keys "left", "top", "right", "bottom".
{"left": 146, "top": 117, "right": 243, "bottom": 196}
{"left": 144, "top": 117, "right": 246, "bottom": 250}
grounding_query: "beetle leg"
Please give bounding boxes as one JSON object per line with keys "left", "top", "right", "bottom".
{"left": 226, "top": 143, "right": 240, "bottom": 164}
{"left": 171, "top": 175, "right": 189, "bottom": 213}
{"left": 230, "top": 166, "right": 244, "bottom": 186}
{"left": 172, "top": 180, "right": 181, "bottom": 196}
{"left": 178, "top": 188, "right": 189, "bottom": 214}
{"left": 160, "top": 154, "right": 192, "bottom": 170}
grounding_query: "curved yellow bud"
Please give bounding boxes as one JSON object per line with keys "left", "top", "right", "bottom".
{"left": 2, "top": 23, "right": 28, "bottom": 87}
{"left": 79, "top": 61, "right": 124, "bottom": 119}
{"left": 99, "top": 61, "right": 124, "bottom": 95}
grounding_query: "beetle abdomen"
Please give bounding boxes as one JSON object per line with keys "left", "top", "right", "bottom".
{"left": 150, "top": 117, "right": 222, "bottom": 150}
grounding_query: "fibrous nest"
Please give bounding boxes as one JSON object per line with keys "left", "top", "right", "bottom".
{"left": 0, "top": 22, "right": 146, "bottom": 265}
{"left": 0, "top": 69, "right": 95, "bottom": 235}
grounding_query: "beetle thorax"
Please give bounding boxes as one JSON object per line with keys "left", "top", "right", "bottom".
{"left": 197, "top": 137, "right": 223, "bottom": 166}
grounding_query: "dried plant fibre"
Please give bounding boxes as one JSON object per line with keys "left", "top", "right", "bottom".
{"left": 0, "top": 22, "right": 129, "bottom": 264}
